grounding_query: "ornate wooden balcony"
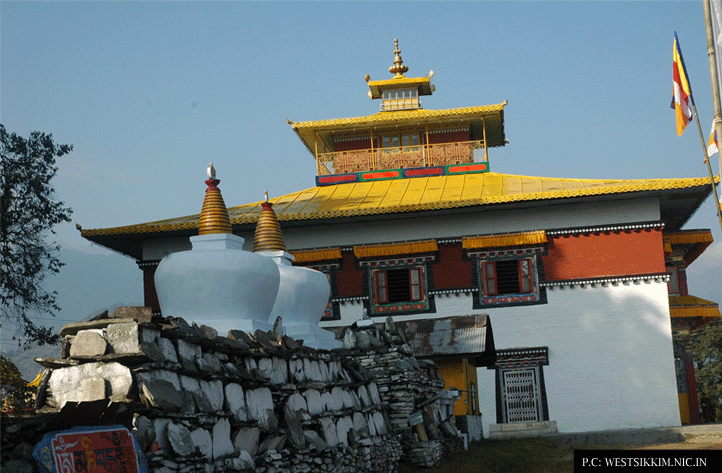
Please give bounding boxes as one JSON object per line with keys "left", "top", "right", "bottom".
{"left": 316, "top": 139, "right": 488, "bottom": 175}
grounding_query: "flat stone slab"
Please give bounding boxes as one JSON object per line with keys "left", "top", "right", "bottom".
{"left": 233, "top": 427, "right": 260, "bottom": 456}
{"left": 70, "top": 330, "right": 108, "bottom": 357}
{"left": 140, "top": 379, "right": 183, "bottom": 411}
{"left": 48, "top": 362, "right": 132, "bottom": 408}
{"left": 167, "top": 422, "right": 194, "bottom": 456}
{"left": 212, "top": 418, "right": 234, "bottom": 459}
{"left": 59, "top": 318, "right": 137, "bottom": 337}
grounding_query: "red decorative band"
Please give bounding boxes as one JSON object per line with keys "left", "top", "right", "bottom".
{"left": 448, "top": 163, "right": 487, "bottom": 173}
{"left": 362, "top": 171, "right": 400, "bottom": 180}
{"left": 405, "top": 167, "right": 444, "bottom": 177}
{"left": 205, "top": 179, "right": 221, "bottom": 192}
{"left": 318, "top": 174, "right": 358, "bottom": 184}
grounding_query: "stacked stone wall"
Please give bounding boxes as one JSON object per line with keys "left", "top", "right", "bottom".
{"left": 5, "top": 310, "right": 466, "bottom": 472}
{"left": 26, "top": 312, "right": 402, "bottom": 473}
{"left": 340, "top": 319, "right": 465, "bottom": 468}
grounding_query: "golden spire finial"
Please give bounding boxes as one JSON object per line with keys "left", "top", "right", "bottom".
{"left": 253, "top": 194, "right": 286, "bottom": 253}
{"left": 198, "top": 167, "right": 233, "bottom": 235}
{"left": 388, "top": 38, "right": 408, "bottom": 78}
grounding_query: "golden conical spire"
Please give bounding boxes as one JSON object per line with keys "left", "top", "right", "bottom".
{"left": 253, "top": 192, "right": 286, "bottom": 252}
{"left": 198, "top": 165, "right": 232, "bottom": 235}
{"left": 388, "top": 38, "right": 408, "bottom": 78}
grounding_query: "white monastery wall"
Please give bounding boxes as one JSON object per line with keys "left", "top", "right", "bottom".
{"left": 335, "top": 280, "right": 681, "bottom": 436}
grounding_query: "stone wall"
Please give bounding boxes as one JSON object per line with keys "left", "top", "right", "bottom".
{"left": 340, "top": 318, "right": 465, "bottom": 468}
{"left": 13, "top": 309, "right": 461, "bottom": 472}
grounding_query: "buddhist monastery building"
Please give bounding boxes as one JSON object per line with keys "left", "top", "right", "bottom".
{"left": 81, "top": 40, "right": 720, "bottom": 437}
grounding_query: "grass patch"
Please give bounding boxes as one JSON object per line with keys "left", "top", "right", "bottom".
{"left": 400, "top": 438, "right": 575, "bottom": 473}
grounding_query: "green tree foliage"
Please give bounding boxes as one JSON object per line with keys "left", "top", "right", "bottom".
{"left": 0, "top": 355, "right": 32, "bottom": 413}
{"left": 692, "top": 320, "right": 722, "bottom": 422}
{"left": 1, "top": 124, "right": 72, "bottom": 347}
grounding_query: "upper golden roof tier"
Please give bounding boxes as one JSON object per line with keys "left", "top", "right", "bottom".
{"left": 289, "top": 103, "right": 507, "bottom": 159}
{"left": 365, "top": 38, "right": 434, "bottom": 99}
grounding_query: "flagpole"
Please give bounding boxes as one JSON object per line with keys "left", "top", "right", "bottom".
{"left": 702, "top": 0, "right": 722, "bottom": 234}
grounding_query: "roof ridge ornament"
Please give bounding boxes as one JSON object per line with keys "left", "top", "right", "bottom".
{"left": 388, "top": 38, "right": 408, "bottom": 78}
{"left": 198, "top": 165, "right": 233, "bottom": 235}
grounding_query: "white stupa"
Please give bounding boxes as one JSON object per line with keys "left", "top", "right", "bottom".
{"left": 153, "top": 168, "right": 280, "bottom": 335}
{"left": 253, "top": 194, "right": 342, "bottom": 349}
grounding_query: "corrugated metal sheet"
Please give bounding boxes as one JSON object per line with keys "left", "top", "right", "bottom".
{"left": 397, "top": 314, "right": 492, "bottom": 359}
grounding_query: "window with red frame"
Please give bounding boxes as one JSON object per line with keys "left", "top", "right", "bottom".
{"left": 374, "top": 267, "right": 424, "bottom": 304}
{"left": 481, "top": 258, "right": 534, "bottom": 296}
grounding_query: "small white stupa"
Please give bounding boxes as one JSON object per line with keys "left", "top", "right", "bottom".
{"left": 253, "top": 194, "right": 342, "bottom": 350}
{"left": 153, "top": 166, "right": 280, "bottom": 335}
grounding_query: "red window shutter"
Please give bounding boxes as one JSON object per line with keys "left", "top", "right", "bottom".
{"left": 518, "top": 258, "right": 533, "bottom": 293}
{"left": 374, "top": 270, "right": 389, "bottom": 304}
{"left": 482, "top": 261, "right": 498, "bottom": 295}
{"left": 409, "top": 267, "right": 423, "bottom": 301}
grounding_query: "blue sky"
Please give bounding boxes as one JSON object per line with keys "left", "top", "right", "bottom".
{"left": 2, "top": 1, "right": 722, "bottom": 348}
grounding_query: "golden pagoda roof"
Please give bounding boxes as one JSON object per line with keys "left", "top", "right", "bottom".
{"left": 81, "top": 173, "right": 717, "bottom": 260}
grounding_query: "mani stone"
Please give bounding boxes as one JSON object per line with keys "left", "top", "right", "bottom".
{"left": 136, "top": 369, "right": 181, "bottom": 390}
{"left": 48, "top": 362, "right": 132, "bottom": 408}
{"left": 205, "top": 379, "right": 224, "bottom": 411}
{"left": 330, "top": 387, "right": 345, "bottom": 411}
{"left": 176, "top": 338, "right": 200, "bottom": 371}
{"left": 304, "top": 430, "right": 328, "bottom": 451}
{"left": 69, "top": 330, "right": 108, "bottom": 357}
{"left": 190, "top": 428, "right": 212, "bottom": 459}
{"left": 224, "top": 383, "right": 248, "bottom": 421}
{"left": 110, "top": 305, "right": 152, "bottom": 323}
{"left": 105, "top": 322, "right": 140, "bottom": 354}
{"left": 140, "top": 379, "right": 183, "bottom": 411}
{"left": 233, "top": 427, "right": 260, "bottom": 456}
{"left": 303, "top": 389, "right": 323, "bottom": 416}
{"left": 367, "top": 413, "right": 377, "bottom": 437}
{"left": 132, "top": 415, "right": 154, "bottom": 451}
{"left": 303, "top": 359, "right": 323, "bottom": 382}
{"left": 246, "top": 387, "right": 277, "bottom": 429}
{"left": 80, "top": 377, "right": 107, "bottom": 402}
{"left": 284, "top": 402, "right": 306, "bottom": 450}
{"left": 289, "top": 358, "right": 305, "bottom": 383}
{"left": 319, "top": 417, "right": 338, "bottom": 446}
{"left": 167, "top": 422, "right": 194, "bottom": 457}
{"left": 196, "top": 352, "right": 222, "bottom": 374}
{"left": 336, "top": 416, "right": 354, "bottom": 447}
{"left": 154, "top": 418, "right": 172, "bottom": 452}
{"left": 212, "top": 418, "right": 234, "bottom": 459}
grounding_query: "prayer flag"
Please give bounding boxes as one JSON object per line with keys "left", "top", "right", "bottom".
{"left": 672, "top": 32, "right": 693, "bottom": 136}
{"left": 708, "top": 119, "right": 718, "bottom": 163}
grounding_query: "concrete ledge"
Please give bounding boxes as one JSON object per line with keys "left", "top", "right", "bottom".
{"left": 488, "top": 421, "right": 558, "bottom": 439}
{"left": 549, "top": 427, "right": 685, "bottom": 446}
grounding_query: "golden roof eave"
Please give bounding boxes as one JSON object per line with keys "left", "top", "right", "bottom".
{"left": 367, "top": 76, "right": 433, "bottom": 99}
{"left": 291, "top": 103, "right": 506, "bottom": 131}
{"left": 81, "top": 173, "right": 717, "bottom": 242}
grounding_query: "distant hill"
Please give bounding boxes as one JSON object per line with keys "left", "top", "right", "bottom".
{"left": 0, "top": 246, "right": 142, "bottom": 379}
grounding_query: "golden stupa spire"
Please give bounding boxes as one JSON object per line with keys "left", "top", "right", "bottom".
{"left": 388, "top": 38, "right": 408, "bottom": 78}
{"left": 198, "top": 163, "right": 233, "bottom": 235}
{"left": 253, "top": 191, "right": 286, "bottom": 252}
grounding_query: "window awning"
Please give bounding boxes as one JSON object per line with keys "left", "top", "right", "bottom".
{"left": 290, "top": 247, "right": 342, "bottom": 263}
{"left": 353, "top": 239, "right": 438, "bottom": 258}
{"left": 462, "top": 230, "right": 547, "bottom": 249}
{"left": 669, "top": 295, "right": 721, "bottom": 320}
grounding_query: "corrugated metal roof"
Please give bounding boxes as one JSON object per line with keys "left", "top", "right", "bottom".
{"left": 396, "top": 315, "right": 493, "bottom": 362}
